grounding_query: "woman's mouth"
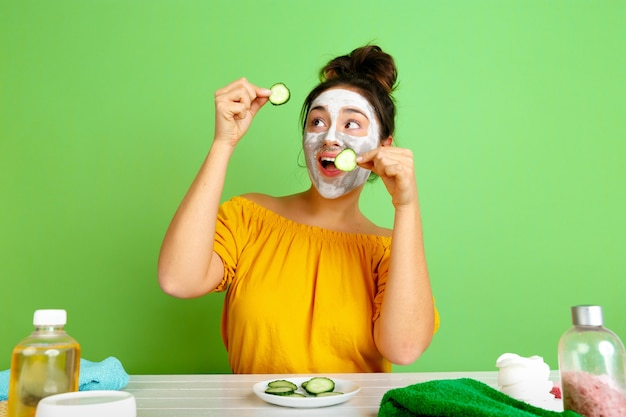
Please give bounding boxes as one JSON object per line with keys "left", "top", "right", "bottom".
{"left": 318, "top": 153, "right": 343, "bottom": 176}
{"left": 320, "top": 156, "right": 337, "bottom": 169}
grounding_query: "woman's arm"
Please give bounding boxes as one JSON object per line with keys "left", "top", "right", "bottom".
{"left": 157, "top": 78, "right": 272, "bottom": 298}
{"left": 358, "top": 145, "right": 435, "bottom": 365}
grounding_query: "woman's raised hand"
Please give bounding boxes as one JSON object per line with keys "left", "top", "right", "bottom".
{"left": 356, "top": 146, "right": 419, "bottom": 208}
{"left": 213, "top": 78, "right": 272, "bottom": 147}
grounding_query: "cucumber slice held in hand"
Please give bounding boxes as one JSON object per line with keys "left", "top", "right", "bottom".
{"left": 334, "top": 148, "right": 358, "bottom": 172}
{"left": 269, "top": 82, "right": 290, "bottom": 105}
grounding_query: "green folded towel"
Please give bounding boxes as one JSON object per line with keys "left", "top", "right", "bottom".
{"left": 379, "top": 378, "right": 582, "bottom": 417}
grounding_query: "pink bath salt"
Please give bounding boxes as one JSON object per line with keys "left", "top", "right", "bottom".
{"left": 561, "top": 371, "right": 626, "bottom": 417}
{"left": 550, "top": 385, "right": 562, "bottom": 399}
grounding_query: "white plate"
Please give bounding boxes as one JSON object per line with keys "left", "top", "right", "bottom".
{"left": 253, "top": 377, "right": 360, "bottom": 408}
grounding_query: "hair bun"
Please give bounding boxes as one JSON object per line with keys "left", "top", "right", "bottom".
{"left": 321, "top": 45, "right": 397, "bottom": 95}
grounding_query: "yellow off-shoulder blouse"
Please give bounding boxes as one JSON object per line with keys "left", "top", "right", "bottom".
{"left": 213, "top": 196, "right": 438, "bottom": 374}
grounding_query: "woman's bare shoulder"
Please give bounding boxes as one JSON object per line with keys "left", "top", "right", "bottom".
{"left": 239, "top": 193, "right": 293, "bottom": 214}
{"left": 240, "top": 193, "right": 285, "bottom": 206}
{"left": 240, "top": 192, "right": 272, "bottom": 204}
{"left": 240, "top": 192, "right": 312, "bottom": 223}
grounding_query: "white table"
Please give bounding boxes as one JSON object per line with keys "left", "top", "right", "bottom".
{"left": 124, "top": 371, "right": 563, "bottom": 416}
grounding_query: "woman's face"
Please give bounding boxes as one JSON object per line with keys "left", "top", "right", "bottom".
{"left": 303, "top": 88, "right": 380, "bottom": 199}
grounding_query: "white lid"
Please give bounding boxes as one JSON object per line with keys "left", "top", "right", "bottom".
{"left": 35, "top": 391, "right": 136, "bottom": 417}
{"left": 33, "top": 310, "right": 67, "bottom": 326}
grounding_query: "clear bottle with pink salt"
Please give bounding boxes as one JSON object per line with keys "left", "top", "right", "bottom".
{"left": 558, "top": 305, "right": 626, "bottom": 417}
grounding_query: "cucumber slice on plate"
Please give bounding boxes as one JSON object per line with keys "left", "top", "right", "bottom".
{"left": 316, "top": 391, "right": 343, "bottom": 397}
{"left": 265, "top": 386, "right": 295, "bottom": 396}
{"left": 267, "top": 380, "right": 297, "bottom": 390}
{"left": 334, "top": 148, "right": 358, "bottom": 172}
{"left": 269, "top": 82, "right": 290, "bottom": 105}
{"left": 303, "top": 377, "right": 335, "bottom": 395}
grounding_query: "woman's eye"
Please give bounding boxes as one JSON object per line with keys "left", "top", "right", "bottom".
{"left": 312, "top": 118, "right": 326, "bottom": 128}
{"left": 345, "top": 120, "right": 360, "bottom": 129}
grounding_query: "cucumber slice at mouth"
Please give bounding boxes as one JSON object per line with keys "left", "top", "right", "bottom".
{"left": 334, "top": 148, "right": 358, "bottom": 172}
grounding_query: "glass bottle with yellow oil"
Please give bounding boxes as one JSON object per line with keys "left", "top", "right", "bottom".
{"left": 7, "top": 309, "right": 80, "bottom": 417}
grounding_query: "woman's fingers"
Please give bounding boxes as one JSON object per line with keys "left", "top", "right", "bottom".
{"left": 357, "top": 147, "right": 418, "bottom": 206}
{"left": 214, "top": 78, "right": 272, "bottom": 143}
{"left": 216, "top": 79, "right": 254, "bottom": 117}
{"left": 358, "top": 147, "right": 414, "bottom": 175}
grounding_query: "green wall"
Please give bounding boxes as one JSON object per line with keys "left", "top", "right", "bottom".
{"left": 2, "top": 0, "right": 625, "bottom": 375}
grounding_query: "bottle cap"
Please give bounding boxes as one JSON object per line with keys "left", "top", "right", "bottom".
{"left": 571, "top": 305, "right": 603, "bottom": 326}
{"left": 33, "top": 309, "right": 67, "bottom": 326}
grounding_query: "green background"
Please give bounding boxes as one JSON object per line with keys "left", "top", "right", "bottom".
{"left": 1, "top": 0, "right": 625, "bottom": 375}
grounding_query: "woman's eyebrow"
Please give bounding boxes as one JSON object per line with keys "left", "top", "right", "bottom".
{"left": 309, "top": 105, "right": 327, "bottom": 113}
{"left": 343, "top": 107, "right": 369, "bottom": 119}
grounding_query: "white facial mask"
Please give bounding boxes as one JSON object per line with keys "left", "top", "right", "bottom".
{"left": 303, "top": 89, "right": 380, "bottom": 199}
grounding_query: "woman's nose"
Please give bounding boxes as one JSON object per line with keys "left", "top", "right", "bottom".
{"left": 323, "top": 125, "right": 343, "bottom": 146}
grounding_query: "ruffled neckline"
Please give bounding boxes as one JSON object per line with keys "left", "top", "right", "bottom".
{"left": 232, "top": 196, "right": 392, "bottom": 245}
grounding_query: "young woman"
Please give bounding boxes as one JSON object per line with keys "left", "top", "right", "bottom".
{"left": 158, "top": 45, "right": 439, "bottom": 373}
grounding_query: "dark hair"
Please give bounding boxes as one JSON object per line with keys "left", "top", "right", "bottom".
{"left": 300, "top": 45, "right": 398, "bottom": 142}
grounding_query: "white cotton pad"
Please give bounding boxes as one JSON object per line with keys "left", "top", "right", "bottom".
{"left": 35, "top": 390, "right": 136, "bottom": 417}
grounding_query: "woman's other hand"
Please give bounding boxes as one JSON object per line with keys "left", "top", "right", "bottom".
{"left": 361, "top": 144, "right": 435, "bottom": 364}
{"left": 214, "top": 78, "right": 272, "bottom": 147}
{"left": 356, "top": 146, "right": 418, "bottom": 208}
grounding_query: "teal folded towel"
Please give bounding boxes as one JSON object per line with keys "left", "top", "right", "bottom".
{"left": 379, "top": 378, "right": 582, "bottom": 417}
{"left": 0, "top": 356, "right": 129, "bottom": 401}
{"left": 78, "top": 357, "right": 130, "bottom": 391}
